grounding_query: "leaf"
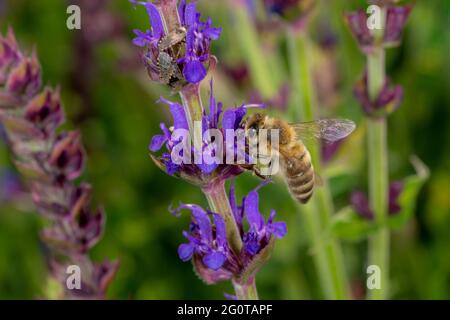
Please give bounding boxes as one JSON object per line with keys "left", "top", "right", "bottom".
{"left": 237, "top": 237, "right": 275, "bottom": 284}
{"left": 330, "top": 206, "right": 376, "bottom": 241}
{"left": 387, "top": 156, "right": 429, "bottom": 229}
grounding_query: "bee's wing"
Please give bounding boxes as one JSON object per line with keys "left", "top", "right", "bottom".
{"left": 289, "top": 119, "right": 356, "bottom": 143}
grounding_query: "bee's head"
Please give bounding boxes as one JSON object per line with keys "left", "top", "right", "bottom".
{"left": 245, "top": 113, "right": 265, "bottom": 132}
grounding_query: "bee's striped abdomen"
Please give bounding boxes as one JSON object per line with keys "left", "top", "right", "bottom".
{"left": 283, "top": 144, "right": 315, "bottom": 204}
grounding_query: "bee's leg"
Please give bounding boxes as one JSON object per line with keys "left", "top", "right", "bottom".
{"left": 253, "top": 168, "right": 268, "bottom": 180}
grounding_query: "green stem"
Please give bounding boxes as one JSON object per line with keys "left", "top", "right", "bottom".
{"left": 367, "top": 117, "right": 389, "bottom": 300}
{"left": 180, "top": 84, "right": 204, "bottom": 146}
{"left": 288, "top": 29, "right": 349, "bottom": 299}
{"left": 202, "top": 181, "right": 243, "bottom": 256}
{"left": 231, "top": 3, "right": 277, "bottom": 99}
{"left": 232, "top": 277, "right": 259, "bottom": 300}
{"left": 300, "top": 202, "right": 335, "bottom": 298}
{"left": 366, "top": 6, "right": 389, "bottom": 300}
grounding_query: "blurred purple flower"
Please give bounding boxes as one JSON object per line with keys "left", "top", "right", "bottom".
{"left": 345, "top": 5, "right": 413, "bottom": 54}
{"left": 351, "top": 181, "right": 404, "bottom": 220}
{"left": 0, "top": 29, "right": 117, "bottom": 299}
{"left": 384, "top": 5, "right": 413, "bottom": 47}
{"left": 131, "top": 0, "right": 221, "bottom": 86}
{"left": 353, "top": 71, "right": 403, "bottom": 117}
{"left": 172, "top": 181, "right": 286, "bottom": 284}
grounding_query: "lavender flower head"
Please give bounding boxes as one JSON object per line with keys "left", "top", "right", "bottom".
{"left": 133, "top": 1, "right": 282, "bottom": 299}
{"left": 131, "top": 0, "right": 221, "bottom": 87}
{"left": 149, "top": 80, "right": 262, "bottom": 188}
{"left": 173, "top": 181, "right": 287, "bottom": 284}
{"left": 345, "top": 4, "right": 413, "bottom": 54}
{"left": 0, "top": 29, "right": 117, "bottom": 299}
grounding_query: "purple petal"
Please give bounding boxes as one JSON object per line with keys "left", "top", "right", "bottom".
{"left": 190, "top": 205, "right": 213, "bottom": 244}
{"left": 158, "top": 97, "right": 189, "bottom": 130}
{"left": 162, "top": 154, "right": 180, "bottom": 175}
{"left": 197, "top": 162, "right": 218, "bottom": 175}
{"left": 144, "top": 2, "right": 164, "bottom": 38}
{"left": 221, "top": 104, "right": 255, "bottom": 130}
{"left": 184, "top": 2, "right": 198, "bottom": 26}
{"left": 351, "top": 191, "right": 374, "bottom": 220}
{"left": 268, "top": 221, "right": 287, "bottom": 239}
{"left": 185, "top": 26, "right": 195, "bottom": 51}
{"left": 203, "top": 251, "right": 226, "bottom": 270}
{"left": 244, "top": 190, "right": 264, "bottom": 231}
{"left": 221, "top": 109, "right": 237, "bottom": 130}
{"left": 384, "top": 6, "right": 412, "bottom": 44}
{"left": 243, "top": 231, "right": 260, "bottom": 256}
{"left": 178, "top": 243, "right": 194, "bottom": 261}
{"left": 171, "top": 204, "right": 211, "bottom": 244}
{"left": 178, "top": 0, "right": 187, "bottom": 25}
{"left": 213, "top": 214, "right": 227, "bottom": 249}
{"left": 388, "top": 181, "right": 404, "bottom": 214}
{"left": 183, "top": 60, "right": 207, "bottom": 84}
{"left": 149, "top": 134, "right": 167, "bottom": 152}
{"left": 132, "top": 29, "right": 150, "bottom": 47}
{"left": 203, "top": 18, "right": 222, "bottom": 39}
{"left": 224, "top": 293, "right": 237, "bottom": 300}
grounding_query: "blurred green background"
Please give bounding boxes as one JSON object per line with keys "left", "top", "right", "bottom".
{"left": 0, "top": 0, "right": 449, "bottom": 299}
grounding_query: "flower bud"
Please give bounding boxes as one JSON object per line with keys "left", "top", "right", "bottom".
{"left": 0, "top": 28, "right": 20, "bottom": 85}
{"left": 5, "top": 50, "right": 41, "bottom": 98}
{"left": 49, "top": 131, "right": 85, "bottom": 183}
{"left": 353, "top": 71, "right": 403, "bottom": 117}
{"left": 25, "top": 87, "right": 64, "bottom": 136}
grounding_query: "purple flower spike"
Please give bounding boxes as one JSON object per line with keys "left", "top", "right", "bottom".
{"left": 172, "top": 181, "right": 286, "bottom": 283}
{"left": 131, "top": 0, "right": 221, "bottom": 87}
{"left": 0, "top": 29, "right": 116, "bottom": 299}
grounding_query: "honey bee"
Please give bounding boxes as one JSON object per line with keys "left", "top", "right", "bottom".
{"left": 244, "top": 113, "right": 355, "bottom": 204}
